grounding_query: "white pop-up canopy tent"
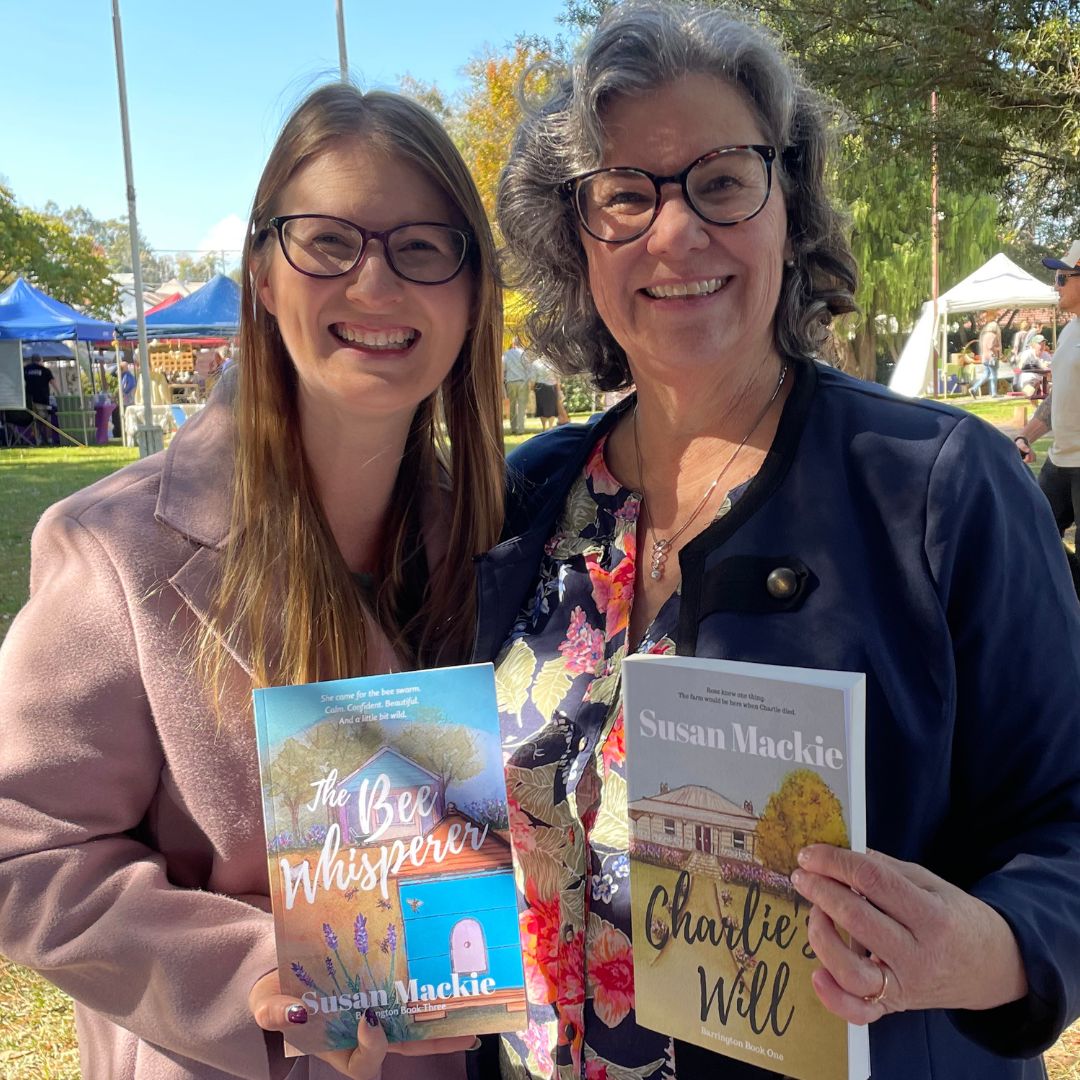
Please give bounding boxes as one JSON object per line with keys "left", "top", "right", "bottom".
{"left": 889, "top": 253, "right": 1059, "bottom": 397}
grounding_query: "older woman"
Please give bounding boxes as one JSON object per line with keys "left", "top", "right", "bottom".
{"left": 474, "top": 4, "right": 1080, "bottom": 1078}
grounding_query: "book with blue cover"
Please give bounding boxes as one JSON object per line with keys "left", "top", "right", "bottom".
{"left": 253, "top": 663, "right": 527, "bottom": 1052}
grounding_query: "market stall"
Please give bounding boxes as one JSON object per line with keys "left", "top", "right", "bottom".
{"left": 0, "top": 277, "right": 118, "bottom": 444}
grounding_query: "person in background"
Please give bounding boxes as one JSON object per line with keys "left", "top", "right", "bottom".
{"left": 1010, "top": 317, "right": 1034, "bottom": 361}
{"left": 0, "top": 84, "right": 504, "bottom": 1080}
{"left": 22, "top": 353, "right": 55, "bottom": 444}
{"left": 480, "top": 4, "right": 1080, "bottom": 1078}
{"left": 120, "top": 359, "right": 137, "bottom": 407}
{"left": 1016, "top": 333, "right": 1052, "bottom": 398}
{"left": 503, "top": 334, "right": 533, "bottom": 434}
{"left": 969, "top": 314, "right": 1003, "bottom": 398}
{"left": 1016, "top": 240, "right": 1080, "bottom": 594}
{"left": 531, "top": 353, "right": 562, "bottom": 429}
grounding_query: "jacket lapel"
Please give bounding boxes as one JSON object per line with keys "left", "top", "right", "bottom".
{"left": 154, "top": 389, "right": 258, "bottom": 677}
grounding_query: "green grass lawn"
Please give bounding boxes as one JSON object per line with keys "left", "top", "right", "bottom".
{"left": 0, "top": 445, "right": 137, "bottom": 1079}
{"left": 0, "top": 406, "right": 1075, "bottom": 1078}
{"left": 0, "top": 446, "right": 138, "bottom": 640}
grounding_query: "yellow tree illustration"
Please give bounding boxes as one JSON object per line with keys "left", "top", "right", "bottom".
{"left": 755, "top": 769, "right": 849, "bottom": 876}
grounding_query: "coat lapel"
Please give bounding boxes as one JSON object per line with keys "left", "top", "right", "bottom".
{"left": 154, "top": 389, "right": 259, "bottom": 677}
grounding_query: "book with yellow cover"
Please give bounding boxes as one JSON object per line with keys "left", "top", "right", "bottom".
{"left": 622, "top": 655, "right": 868, "bottom": 1080}
{"left": 253, "top": 663, "right": 527, "bottom": 1053}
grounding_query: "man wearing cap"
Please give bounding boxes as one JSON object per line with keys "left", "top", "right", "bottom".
{"left": 1016, "top": 240, "right": 1080, "bottom": 592}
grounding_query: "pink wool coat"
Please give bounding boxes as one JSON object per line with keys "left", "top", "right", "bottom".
{"left": 0, "top": 396, "right": 468, "bottom": 1080}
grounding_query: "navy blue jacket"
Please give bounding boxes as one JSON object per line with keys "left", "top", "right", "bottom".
{"left": 474, "top": 361, "right": 1080, "bottom": 1079}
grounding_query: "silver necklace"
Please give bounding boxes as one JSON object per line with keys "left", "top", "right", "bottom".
{"left": 633, "top": 363, "right": 789, "bottom": 582}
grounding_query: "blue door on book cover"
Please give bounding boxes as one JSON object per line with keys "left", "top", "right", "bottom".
{"left": 399, "top": 871, "right": 524, "bottom": 989}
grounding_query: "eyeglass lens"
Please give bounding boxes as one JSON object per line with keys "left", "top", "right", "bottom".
{"left": 1056, "top": 270, "right": 1079, "bottom": 287}
{"left": 576, "top": 147, "right": 770, "bottom": 241}
{"left": 280, "top": 217, "right": 467, "bottom": 283}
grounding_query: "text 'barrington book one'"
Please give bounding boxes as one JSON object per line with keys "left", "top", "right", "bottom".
{"left": 253, "top": 663, "right": 527, "bottom": 1053}
{"left": 622, "top": 654, "right": 868, "bottom": 1080}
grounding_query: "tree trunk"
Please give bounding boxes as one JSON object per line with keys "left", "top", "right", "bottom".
{"left": 851, "top": 322, "right": 878, "bottom": 382}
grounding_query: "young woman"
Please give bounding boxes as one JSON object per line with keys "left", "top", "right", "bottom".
{"left": 0, "top": 84, "right": 504, "bottom": 1080}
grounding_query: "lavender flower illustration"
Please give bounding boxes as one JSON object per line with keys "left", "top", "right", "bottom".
{"left": 318, "top": 920, "right": 357, "bottom": 994}
{"left": 379, "top": 922, "right": 399, "bottom": 975}
{"left": 355, "top": 911, "right": 380, "bottom": 993}
{"left": 288, "top": 914, "right": 409, "bottom": 1046}
{"left": 325, "top": 954, "right": 345, "bottom": 994}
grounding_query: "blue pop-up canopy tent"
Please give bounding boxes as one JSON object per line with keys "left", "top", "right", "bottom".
{"left": 0, "top": 277, "right": 117, "bottom": 341}
{"left": 0, "top": 278, "right": 118, "bottom": 445}
{"left": 119, "top": 273, "right": 240, "bottom": 339}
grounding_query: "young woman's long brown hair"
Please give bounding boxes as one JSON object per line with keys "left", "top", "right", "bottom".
{"left": 199, "top": 85, "right": 504, "bottom": 699}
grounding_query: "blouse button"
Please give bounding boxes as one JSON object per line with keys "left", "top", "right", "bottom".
{"left": 766, "top": 567, "right": 798, "bottom": 599}
{"left": 577, "top": 736, "right": 588, "bottom": 752}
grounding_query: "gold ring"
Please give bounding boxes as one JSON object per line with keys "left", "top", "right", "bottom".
{"left": 862, "top": 964, "right": 888, "bottom": 1005}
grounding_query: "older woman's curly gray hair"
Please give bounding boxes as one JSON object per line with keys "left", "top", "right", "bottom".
{"left": 497, "top": 0, "right": 858, "bottom": 390}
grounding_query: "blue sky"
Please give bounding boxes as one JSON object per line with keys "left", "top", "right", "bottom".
{"left": 2, "top": 0, "right": 569, "bottom": 264}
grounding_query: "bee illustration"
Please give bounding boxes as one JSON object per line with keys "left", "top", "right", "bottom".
{"left": 405, "top": 897, "right": 424, "bottom": 912}
{"left": 344, "top": 886, "right": 359, "bottom": 901}
{"left": 376, "top": 897, "right": 393, "bottom": 911}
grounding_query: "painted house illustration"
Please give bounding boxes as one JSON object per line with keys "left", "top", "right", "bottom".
{"left": 335, "top": 746, "right": 444, "bottom": 844}
{"left": 335, "top": 747, "right": 526, "bottom": 1020}
{"left": 629, "top": 783, "right": 761, "bottom": 864}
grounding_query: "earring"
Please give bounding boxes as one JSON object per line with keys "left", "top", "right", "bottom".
{"left": 784, "top": 257, "right": 796, "bottom": 269}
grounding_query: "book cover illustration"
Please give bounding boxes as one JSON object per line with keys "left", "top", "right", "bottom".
{"left": 252, "top": 663, "right": 527, "bottom": 1051}
{"left": 622, "top": 655, "right": 868, "bottom": 1080}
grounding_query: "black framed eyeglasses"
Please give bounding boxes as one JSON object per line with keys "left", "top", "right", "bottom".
{"left": 1054, "top": 270, "right": 1080, "bottom": 288}
{"left": 265, "top": 214, "right": 471, "bottom": 285}
{"left": 566, "top": 144, "right": 777, "bottom": 244}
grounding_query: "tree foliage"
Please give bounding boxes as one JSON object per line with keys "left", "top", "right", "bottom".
{"left": 0, "top": 181, "right": 227, "bottom": 324}
{"left": 265, "top": 737, "right": 321, "bottom": 837}
{"left": 755, "top": 768, "right": 849, "bottom": 876}
{"left": 44, "top": 201, "right": 225, "bottom": 285}
{"left": 840, "top": 149, "right": 1000, "bottom": 375}
{"left": 0, "top": 184, "right": 120, "bottom": 318}
{"left": 745, "top": 0, "right": 1080, "bottom": 224}
{"left": 564, "top": 0, "right": 1080, "bottom": 223}
{"left": 452, "top": 41, "right": 556, "bottom": 225}
{"left": 394, "top": 713, "right": 483, "bottom": 792}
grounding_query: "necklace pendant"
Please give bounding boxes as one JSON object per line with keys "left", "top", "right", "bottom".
{"left": 650, "top": 538, "right": 670, "bottom": 581}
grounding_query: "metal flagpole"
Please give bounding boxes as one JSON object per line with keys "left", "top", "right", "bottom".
{"left": 112, "top": 0, "right": 163, "bottom": 456}
{"left": 930, "top": 89, "right": 941, "bottom": 398}
{"left": 336, "top": 0, "right": 349, "bottom": 82}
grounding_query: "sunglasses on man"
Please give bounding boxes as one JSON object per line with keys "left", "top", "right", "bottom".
{"left": 1054, "top": 270, "right": 1080, "bottom": 287}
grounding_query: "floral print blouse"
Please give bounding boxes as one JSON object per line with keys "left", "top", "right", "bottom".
{"left": 494, "top": 436, "right": 741, "bottom": 1080}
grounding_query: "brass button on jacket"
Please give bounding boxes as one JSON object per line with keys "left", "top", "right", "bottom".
{"left": 766, "top": 566, "right": 798, "bottom": 598}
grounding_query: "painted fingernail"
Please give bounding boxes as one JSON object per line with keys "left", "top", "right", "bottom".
{"left": 286, "top": 1004, "right": 308, "bottom": 1025}
{"left": 365, "top": 1007, "right": 381, "bottom": 1028}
